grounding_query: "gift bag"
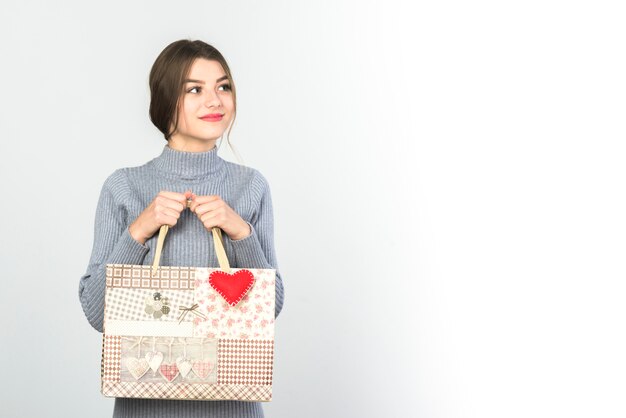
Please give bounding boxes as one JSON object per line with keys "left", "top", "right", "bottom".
{"left": 101, "top": 224, "right": 276, "bottom": 402}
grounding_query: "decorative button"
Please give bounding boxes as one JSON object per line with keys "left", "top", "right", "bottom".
{"left": 145, "top": 291, "right": 171, "bottom": 319}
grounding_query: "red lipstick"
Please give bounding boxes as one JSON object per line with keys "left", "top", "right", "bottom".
{"left": 200, "top": 113, "right": 223, "bottom": 122}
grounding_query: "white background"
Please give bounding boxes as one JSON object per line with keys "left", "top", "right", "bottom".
{"left": 1, "top": 1, "right": 625, "bottom": 417}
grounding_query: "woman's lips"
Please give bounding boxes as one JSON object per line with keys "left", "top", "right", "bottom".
{"left": 200, "top": 114, "right": 223, "bottom": 122}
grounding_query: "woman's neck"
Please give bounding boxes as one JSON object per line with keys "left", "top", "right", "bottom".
{"left": 167, "top": 135, "right": 218, "bottom": 153}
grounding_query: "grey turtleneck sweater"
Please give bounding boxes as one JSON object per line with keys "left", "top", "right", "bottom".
{"left": 78, "top": 143, "right": 285, "bottom": 418}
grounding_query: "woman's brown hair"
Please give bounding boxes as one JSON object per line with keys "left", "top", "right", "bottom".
{"left": 149, "top": 39, "right": 238, "bottom": 153}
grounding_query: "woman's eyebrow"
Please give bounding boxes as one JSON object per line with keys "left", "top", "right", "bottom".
{"left": 184, "top": 75, "right": 229, "bottom": 84}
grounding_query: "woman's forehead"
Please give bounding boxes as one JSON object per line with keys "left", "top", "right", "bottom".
{"left": 186, "top": 59, "right": 226, "bottom": 83}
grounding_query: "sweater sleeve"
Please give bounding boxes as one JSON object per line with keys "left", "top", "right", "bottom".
{"left": 228, "top": 172, "right": 285, "bottom": 319}
{"left": 78, "top": 169, "right": 150, "bottom": 332}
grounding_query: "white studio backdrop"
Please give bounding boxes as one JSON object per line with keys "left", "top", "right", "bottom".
{"left": 1, "top": 1, "right": 625, "bottom": 417}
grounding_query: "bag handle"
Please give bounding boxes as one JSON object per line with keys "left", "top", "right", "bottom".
{"left": 151, "top": 224, "right": 231, "bottom": 276}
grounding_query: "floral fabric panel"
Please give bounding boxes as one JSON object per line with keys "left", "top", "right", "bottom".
{"left": 193, "top": 268, "right": 276, "bottom": 339}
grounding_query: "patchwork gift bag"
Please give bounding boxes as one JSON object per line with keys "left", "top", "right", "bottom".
{"left": 101, "top": 224, "right": 276, "bottom": 401}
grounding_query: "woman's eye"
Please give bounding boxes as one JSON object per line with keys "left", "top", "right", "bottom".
{"left": 219, "top": 84, "right": 232, "bottom": 91}
{"left": 188, "top": 86, "right": 202, "bottom": 93}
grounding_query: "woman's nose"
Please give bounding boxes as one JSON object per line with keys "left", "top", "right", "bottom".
{"left": 204, "top": 91, "right": 221, "bottom": 107}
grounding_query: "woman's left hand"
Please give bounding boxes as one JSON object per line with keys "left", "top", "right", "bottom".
{"left": 188, "top": 193, "right": 251, "bottom": 240}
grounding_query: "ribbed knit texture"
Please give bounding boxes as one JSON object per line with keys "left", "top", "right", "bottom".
{"left": 78, "top": 143, "right": 285, "bottom": 418}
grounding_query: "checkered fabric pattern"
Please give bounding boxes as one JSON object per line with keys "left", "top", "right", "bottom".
{"left": 101, "top": 381, "right": 272, "bottom": 401}
{"left": 159, "top": 363, "right": 180, "bottom": 382}
{"left": 105, "top": 264, "right": 197, "bottom": 289}
{"left": 101, "top": 335, "right": 121, "bottom": 382}
{"left": 104, "top": 288, "right": 195, "bottom": 322}
{"left": 217, "top": 339, "right": 274, "bottom": 386}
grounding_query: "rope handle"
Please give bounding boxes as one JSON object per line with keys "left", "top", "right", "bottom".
{"left": 150, "top": 199, "right": 231, "bottom": 276}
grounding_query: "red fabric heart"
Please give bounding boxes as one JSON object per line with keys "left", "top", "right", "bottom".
{"left": 159, "top": 363, "right": 179, "bottom": 382}
{"left": 209, "top": 269, "right": 255, "bottom": 306}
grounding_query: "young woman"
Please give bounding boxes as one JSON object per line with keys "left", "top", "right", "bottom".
{"left": 78, "top": 39, "right": 285, "bottom": 418}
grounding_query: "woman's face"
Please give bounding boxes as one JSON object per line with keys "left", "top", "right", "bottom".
{"left": 169, "top": 58, "right": 235, "bottom": 149}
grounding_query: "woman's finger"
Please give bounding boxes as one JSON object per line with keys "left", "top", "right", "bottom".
{"left": 193, "top": 200, "right": 225, "bottom": 217}
{"left": 158, "top": 190, "right": 189, "bottom": 203}
{"left": 156, "top": 206, "right": 183, "bottom": 226}
{"left": 157, "top": 193, "right": 190, "bottom": 213}
{"left": 156, "top": 197, "right": 185, "bottom": 213}
{"left": 189, "top": 195, "right": 221, "bottom": 213}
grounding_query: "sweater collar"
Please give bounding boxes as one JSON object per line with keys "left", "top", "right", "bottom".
{"left": 152, "top": 143, "right": 225, "bottom": 180}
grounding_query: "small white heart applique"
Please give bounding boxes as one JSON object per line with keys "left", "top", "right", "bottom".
{"left": 125, "top": 357, "right": 150, "bottom": 380}
{"left": 145, "top": 351, "right": 164, "bottom": 374}
{"left": 176, "top": 357, "right": 193, "bottom": 379}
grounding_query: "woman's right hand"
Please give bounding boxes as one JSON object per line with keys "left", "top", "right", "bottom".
{"left": 128, "top": 190, "right": 193, "bottom": 245}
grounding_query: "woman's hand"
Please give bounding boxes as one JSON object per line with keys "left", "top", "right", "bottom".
{"left": 188, "top": 193, "right": 251, "bottom": 241}
{"left": 129, "top": 190, "right": 194, "bottom": 245}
